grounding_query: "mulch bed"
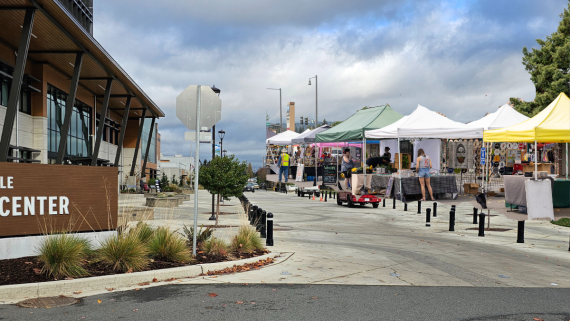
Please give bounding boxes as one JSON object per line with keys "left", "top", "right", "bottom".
{"left": 0, "top": 249, "right": 271, "bottom": 286}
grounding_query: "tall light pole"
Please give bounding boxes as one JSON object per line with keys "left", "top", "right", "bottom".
{"left": 218, "top": 130, "right": 225, "bottom": 157}
{"left": 309, "top": 76, "right": 318, "bottom": 186}
{"left": 266, "top": 88, "right": 282, "bottom": 133}
{"left": 209, "top": 85, "right": 221, "bottom": 222}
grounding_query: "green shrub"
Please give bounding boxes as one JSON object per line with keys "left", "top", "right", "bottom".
{"left": 97, "top": 232, "right": 149, "bottom": 272}
{"left": 156, "top": 193, "right": 167, "bottom": 198}
{"left": 231, "top": 225, "right": 264, "bottom": 253}
{"left": 201, "top": 237, "right": 229, "bottom": 256}
{"left": 148, "top": 178, "right": 156, "bottom": 186}
{"left": 36, "top": 233, "right": 91, "bottom": 279}
{"left": 129, "top": 188, "right": 136, "bottom": 193}
{"left": 148, "top": 227, "right": 192, "bottom": 263}
{"left": 129, "top": 222, "right": 155, "bottom": 244}
{"left": 183, "top": 224, "right": 213, "bottom": 248}
{"left": 551, "top": 218, "right": 570, "bottom": 228}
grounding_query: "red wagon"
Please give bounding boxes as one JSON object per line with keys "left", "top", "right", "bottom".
{"left": 336, "top": 191, "right": 381, "bottom": 208}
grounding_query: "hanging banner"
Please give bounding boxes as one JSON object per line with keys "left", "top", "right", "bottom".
{"left": 295, "top": 164, "right": 305, "bottom": 182}
{"left": 480, "top": 147, "right": 486, "bottom": 165}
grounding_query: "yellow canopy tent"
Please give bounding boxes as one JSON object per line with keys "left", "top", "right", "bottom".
{"left": 484, "top": 92, "right": 570, "bottom": 180}
{"left": 484, "top": 93, "right": 570, "bottom": 143}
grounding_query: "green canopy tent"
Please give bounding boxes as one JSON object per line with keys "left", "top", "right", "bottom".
{"left": 315, "top": 105, "right": 404, "bottom": 190}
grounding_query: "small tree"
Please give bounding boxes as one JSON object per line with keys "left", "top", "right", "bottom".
{"left": 179, "top": 175, "right": 184, "bottom": 187}
{"left": 199, "top": 155, "right": 248, "bottom": 225}
{"left": 160, "top": 172, "right": 169, "bottom": 190}
{"left": 256, "top": 167, "right": 267, "bottom": 184}
{"left": 172, "top": 175, "right": 178, "bottom": 186}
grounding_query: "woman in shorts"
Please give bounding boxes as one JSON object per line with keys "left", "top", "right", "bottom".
{"left": 341, "top": 148, "right": 354, "bottom": 190}
{"left": 416, "top": 148, "right": 434, "bottom": 201}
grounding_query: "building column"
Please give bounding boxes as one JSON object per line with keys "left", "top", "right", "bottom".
{"left": 91, "top": 79, "right": 113, "bottom": 166}
{"left": 141, "top": 117, "right": 155, "bottom": 179}
{"left": 0, "top": 9, "right": 36, "bottom": 162}
{"left": 129, "top": 108, "right": 146, "bottom": 176}
{"left": 113, "top": 96, "right": 131, "bottom": 167}
{"left": 56, "top": 52, "right": 83, "bottom": 164}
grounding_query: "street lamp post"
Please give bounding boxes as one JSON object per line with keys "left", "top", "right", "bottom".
{"left": 223, "top": 149, "right": 227, "bottom": 157}
{"left": 309, "top": 75, "right": 318, "bottom": 186}
{"left": 218, "top": 130, "right": 225, "bottom": 157}
{"left": 266, "top": 88, "right": 282, "bottom": 133}
{"left": 209, "top": 85, "right": 221, "bottom": 222}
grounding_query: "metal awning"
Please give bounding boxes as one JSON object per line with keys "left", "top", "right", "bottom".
{"left": 9, "top": 145, "right": 41, "bottom": 153}
{"left": 0, "top": 0, "right": 164, "bottom": 118}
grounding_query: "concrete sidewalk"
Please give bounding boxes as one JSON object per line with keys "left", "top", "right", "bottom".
{"left": 175, "top": 189, "right": 570, "bottom": 288}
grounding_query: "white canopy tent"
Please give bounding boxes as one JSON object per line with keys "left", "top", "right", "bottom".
{"left": 366, "top": 105, "right": 484, "bottom": 139}
{"left": 467, "top": 105, "right": 530, "bottom": 193}
{"left": 364, "top": 105, "right": 484, "bottom": 199}
{"left": 467, "top": 104, "right": 529, "bottom": 130}
{"left": 266, "top": 130, "right": 303, "bottom": 145}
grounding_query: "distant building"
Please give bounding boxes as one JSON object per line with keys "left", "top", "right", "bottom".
{"left": 159, "top": 155, "right": 194, "bottom": 184}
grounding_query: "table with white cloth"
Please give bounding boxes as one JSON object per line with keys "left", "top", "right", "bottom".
{"left": 370, "top": 175, "right": 458, "bottom": 199}
{"left": 504, "top": 175, "right": 569, "bottom": 208}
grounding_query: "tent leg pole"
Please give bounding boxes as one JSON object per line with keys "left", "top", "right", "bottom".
{"left": 398, "top": 137, "right": 402, "bottom": 201}
{"left": 363, "top": 136, "right": 367, "bottom": 193}
{"left": 566, "top": 142, "right": 568, "bottom": 180}
{"left": 534, "top": 141, "right": 538, "bottom": 180}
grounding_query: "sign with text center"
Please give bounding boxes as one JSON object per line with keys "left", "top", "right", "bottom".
{"left": 0, "top": 163, "right": 118, "bottom": 237}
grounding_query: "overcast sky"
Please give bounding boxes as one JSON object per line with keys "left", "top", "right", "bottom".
{"left": 94, "top": 0, "right": 567, "bottom": 168}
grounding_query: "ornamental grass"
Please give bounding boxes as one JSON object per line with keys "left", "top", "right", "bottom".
{"left": 201, "top": 237, "right": 229, "bottom": 256}
{"left": 148, "top": 227, "right": 192, "bottom": 263}
{"left": 231, "top": 225, "right": 264, "bottom": 253}
{"left": 36, "top": 233, "right": 92, "bottom": 279}
{"left": 97, "top": 232, "right": 149, "bottom": 272}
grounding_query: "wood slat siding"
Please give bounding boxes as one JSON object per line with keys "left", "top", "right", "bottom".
{"left": 0, "top": 163, "right": 118, "bottom": 236}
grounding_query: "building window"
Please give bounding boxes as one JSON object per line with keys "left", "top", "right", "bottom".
{"left": 95, "top": 116, "right": 120, "bottom": 145}
{"left": 0, "top": 73, "right": 32, "bottom": 115}
{"left": 141, "top": 121, "right": 156, "bottom": 164}
{"left": 47, "top": 84, "right": 92, "bottom": 160}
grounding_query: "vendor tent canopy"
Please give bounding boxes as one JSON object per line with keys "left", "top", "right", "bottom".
{"left": 467, "top": 104, "right": 529, "bottom": 131}
{"left": 266, "top": 130, "right": 302, "bottom": 145}
{"left": 292, "top": 125, "right": 331, "bottom": 144}
{"left": 484, "top": 93, "right": 570, "bottom": 143}
{"left": 315, "top": 105, "right": 404, "bottom": 142}
{"left": 266, "top": 128, "right": 277, "bottom": 140}
{"left": 365, "top": 105, "right": 484, "bottom": 139}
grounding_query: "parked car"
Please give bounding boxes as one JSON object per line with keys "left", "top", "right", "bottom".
{"left": 243, "top": 182, "right": 255, "bottom": 192}
{"left": 253, "top": 183, "right": 259, "bottom": 189}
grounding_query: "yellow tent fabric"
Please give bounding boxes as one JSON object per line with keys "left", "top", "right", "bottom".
{"left": 484, "top": 93, "right": 570, "bottom": 143}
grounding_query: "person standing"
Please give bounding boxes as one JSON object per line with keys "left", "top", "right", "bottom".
{"left": 341, "top": 148, "right": 355, "bottom": 190}
{"left": 416, "top": 148, "right": 434, "bottom": 201}
{"left": 278, "top": 149, "right": 290, "bottom": 183}
{"left": 140, "top": 177, "right": 145, "bottom": 194}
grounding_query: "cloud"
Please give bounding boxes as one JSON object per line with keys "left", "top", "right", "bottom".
{"left": 94, "top": 0, "right": 568, "bottom": 168}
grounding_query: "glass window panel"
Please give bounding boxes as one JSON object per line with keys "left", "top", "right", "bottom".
{"left": 71, "top": 137, "right": 77, "bottom": 155}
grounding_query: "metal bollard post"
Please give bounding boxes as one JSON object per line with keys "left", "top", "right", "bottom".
{"left": 324, "top": 192, "right": 328, "bottom": 202}
{"left": 449, "top": 210, "right": 455, "bottom": 231}
{"left": 255, "top": 207, "right": 262, "bottom": 229}
{"left": 251, "top": 205, "right": 257, "bottom": 223}
{"left": 473, "top": 208, "right": 478, "bottom": 224}
{"left": 478, "top": 212, "right": 485, "bottom": 236}
{"left": 426, "top": 208, "right": 431, "bottom": 227}
{"left": 433, "top": 202, "right": 437, "bottom": 217}
{"left": 417, "top": 200, "right": 421, "bottom": 214}
{"left": 404, "top": 203, "right": 407, "bottom": 211}
{"left": 517, "top": 220, "right": 524, "bottom": 243}
{"left": 266, "top": 213, "right": 274, "bottom": 246}
{"left": 383, "top": 198, "right": 386, "bottom": 207}
{"left": 260, "top": 210, "right": 267, "bottom": 238}
{"left": 392, "top": 197, "right": 396, "bottom": 209}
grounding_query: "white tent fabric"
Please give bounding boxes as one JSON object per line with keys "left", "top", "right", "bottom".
{"left": 365, "top": 105, "right": 484, "bottom": 139}
{"left": 413, "top": 139, "right": 441, "bottom": 171}
{"left": 379, "top": 139, "right": 399, "bottom": 163}
{"left": 467, "top": 104, "right": 529, "bottom": 130}
{"left": 266, "top": 130, "right": 302, "bottom": 145}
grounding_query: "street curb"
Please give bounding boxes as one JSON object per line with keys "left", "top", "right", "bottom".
{"left": 0, "top": 252, "right": 281, "bottom": 302}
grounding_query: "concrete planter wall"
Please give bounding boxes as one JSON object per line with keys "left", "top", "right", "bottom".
{"left": 145, "top": 198, "right": 179, "bottom": 208}
{"left": 119, "top": 207, "right": 155, "bottom": 223}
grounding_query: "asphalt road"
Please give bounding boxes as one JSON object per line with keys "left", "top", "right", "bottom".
{"left": 3, "top": 284, "right": 570, "bottom": 321}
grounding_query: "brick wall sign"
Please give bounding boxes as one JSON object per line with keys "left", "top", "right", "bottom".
{"left": 0, "top": 163, "right": 118, "bottom": 237}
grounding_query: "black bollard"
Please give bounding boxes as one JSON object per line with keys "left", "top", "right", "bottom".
{"left": 478, "top": 212, "right": 485, "bottom": 237}
{"left": 417, "top": 200, "right": 422, "bottom": 214}
{"left": 517, "top": 220, "right": 524, "bottom": 243}
{"left": 426, "top": 208, "right": 431, "bottom": 227}
{"left": 325, "top": 192, "right": 328, "bottom": 202}
{"left": 266, "top": 213, "right": 274, "bottom": 246}
{"left": 383, "top": 198, "right": 386, "bottom": 207}
{"left": 449, "top": 210, "right": 455, "bottom": 231}
{"left": 473, "top": 208, "right": 478, "bottom": 224}
{"left": 251, "top": 205, "right": 258, "bottom": 223}
{"left": 404, "top": 203, "right": 407, "bottom": 211}
{"left": 255, "top": 207, "right": 262, "bottom": 229}
{"left": 260, "top": 210, "right": 267, "bottom": 238}
{"left": 433, "top": 202, "right": 437, "bottom": 217}
{"left": 392, "top": 197, "right": 396, "bottom": 209}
